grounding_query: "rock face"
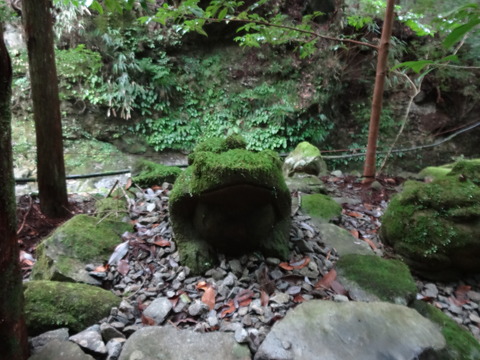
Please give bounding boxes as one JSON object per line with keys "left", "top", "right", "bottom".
{"left": 336, "top": 254, "right": 417, "bottom": 305}
{"left": 255, "top": 300, "right": 446, "bottom": 360}
{"left": 27, "top": 339, "right": 95, "bottom": 360}
{"left": 169, "top": 135, "right": 291, "bottom": 274}
{"left": 31, "top": 214, "right": 131, "bottom": 284}
{"left": 118, "top": 326, "right": 251, "bottom": 360}
{"left": 24, "top": 280, "right": 120, "bottom": 336}
{"left": 381, "top": 159, "right": 480, "bottom": 280}
{"left": 282, "top": 142, "right": 327, "bottom": 177}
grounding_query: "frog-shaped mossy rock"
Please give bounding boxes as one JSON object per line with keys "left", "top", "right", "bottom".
{"left": 381, "top": 159, "right": 480, "bottom": 281}
{"left": 169, "top": 136, "right": 291, "bottom": 274}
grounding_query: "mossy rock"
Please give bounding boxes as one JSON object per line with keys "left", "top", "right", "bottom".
{"left": 300, "top": 193, "right": 342, "bottom": 222}
{"left": 381, "top": 162, "right": 480, "bottom": 281}
{"left": 283, "top": 141, "right": 327, "bottom": 177}
{"left": 411, "top": 300, "right": 480, "bottom": 360}
{"left": 31, "top": 215, "right": 131, "bottom": 285}
{"left": 170, "top": 135, "right": 291, "bottom": 274}
{"left": 95, "top": 197, "right": 128, "bottom": 222}
{"left": 132, "top": 159, "right": 182, "bottom": 188}
{"left": 24, "top": 280, "right": 120, "bottom": 336}
{"left": 336, "top": 254, "right": 417, "bottom": 304}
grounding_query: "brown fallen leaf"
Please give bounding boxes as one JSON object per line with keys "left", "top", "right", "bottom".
{"left": 349, "top": 229, "right": 360, "bottom": 238}
{"left": 125, "top": 177, "right": 132, "bottom": 190}
{"left": 201, "top": 286, "right": 216, "bottom": 310}
{"left": 454, "top": 285, "right": 471, "bottom": 305}
{"left": 331, "top": 280, "right": 348, "bottom": 295}
{"left": 290, "top": 256, "right": 311, "bottom": 269}
{"left": 293, "top": 294, "right": 306, "bottom": 303}
{"left": 363, "top": 237, "right": 377, "bottom": 250}
{"left": 94, "top": 264, "right": 108, "bottom": 272}
{"left": 220, "top": 300, "right": 236, "bottom": 318}
{"left": 141, "top": 314, "right": 155, "bottom": 326}
{"left": 314, "top": 269, "right": 337, "bottom": 289}
{"left": 279, "top": 262, "right": 294, "bottom": 271}
{"left": 117, "top": 259, "right": 130, "bottom": 276}
{"left": 260, "top": 290, "right": 269, "bottom": 306}
{"left": 153, "top": 239, "right": 171, "bottom": 247}
{"left": 196, "top": 281, "right": 208, "bottom": 291}
{"left": 344, "top": 210, "right": 363, "bottom": 218}
{"left": 234, "top": 289, "right": 255, "bottom": 308}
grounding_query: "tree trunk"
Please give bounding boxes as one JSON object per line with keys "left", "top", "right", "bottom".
{"left": 23, "top": 0, "right": 69, "bottom": 217}
{"left": 362, "top": 0, "right": 396, "bottom": 183}
{"left": 0, "top": 23, "right": 29, "bottom": 360}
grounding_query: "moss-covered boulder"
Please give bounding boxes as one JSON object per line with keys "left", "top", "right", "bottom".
{"left": 31, "top": 215, "right": 131, "bottom": 285}
{"left": 336, "top": 254, "right": 417, "bottom": 304}
{"left": 412, "top": 300, "right": 480, "bottom": 360}
{"left": 283, "top": 141, "right": 327, "bottom": 177}
{"left": 132, "top": 159, "right": 182, "bottom": 188}
{"left": 169, "top": 135, "right": 291, "bottom": 274}
{"left": 301, "top": 193, "right": 342, "bottom": 222}
{"left": 381, "top": 160, "right": 480, "bottom": 280}
{"left": 25, "top": 280, "right": 120, "bottom": 336}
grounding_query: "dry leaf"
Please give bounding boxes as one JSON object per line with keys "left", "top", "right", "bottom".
{"left": 234, "top": 289, "right": 255, "bottom": 307}
{"left": 94, "top": 264, "right": 108, "bottom": 272}
{"left": 279, "top": 262, "right": 294, "bottom": 271}
{"left": 117, "top": 259, "right": 130, "bottom": 276}
{"left": 125, "top": 177, "right": 132, "bottom": 190}
{"left": 290, "top": 256, "right": 311, "bottom": 269}
{"left": 293, "top": 294, "right": 305, "bottom": 303}
{"left": 196, "top": 281, "right": 208, "bottom": 291}
{"left": 141, "top": 314, "right": 155, "bottom": 326}
{"left": 344, "top": 210, "right": 363, "bottom": 218}
{"left": 314, "top": 269, "right": 337, "bottom": 289}
{"left": 331, "top": 280, "right": 348, "bottom": 295}
{"left": 260, "top": 290, "right": 269, "bottom": 306}
{"left": 363, "top": 237, "right": 377, "bottom": 250}
{"left": 220, "top": 300, "right": 236, "bottom": 318}
{"left": 454, "top": 285, "right": 471, "bottom": 305}
{"left": 201, "top": 286, "right": 216, "bottom": 310}
{"left": 153, "top": 239, "right": 171, "bottom": 247}
{"left": 349, "top": 229, "right": 359, "bottom": 238}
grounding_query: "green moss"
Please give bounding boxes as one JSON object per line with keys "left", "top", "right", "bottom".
{"left": 24, "top": 280, "right": 120, "bottom": 336}
{"left": 132, "top": 159, "right": 182, "bottom": 188}
{"left": 194, "top": 134, "right": 247, "bottom": 154}
{"left": 336, "top": 254, "right": 417, "bottom": 303}
{"left": 381, "top": 177, "right": 480, "bottom": 257}
{"left": 448, "top": 159, "right": 480, "bottom": 185}
{"left": 412, "top": 300, "right": 480, "bottom": 360}
{"left": 419, "top": 166, "right": 452, "bottom": 179}
{"left": 293, "top": 141, "right": 321, "bottom": 158}
{"left": 95, "top": 197, "right": 128, "bottom": 221}
{"left": 301, "top": 193, "right": 342, "bottom": 221}
{"left": 45, "top": 214, "right": 131, "bottom": 262}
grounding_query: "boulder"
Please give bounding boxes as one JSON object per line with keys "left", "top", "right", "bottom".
{"left": 132, "top": 159, "right": 182, "bottom": 188}
{"left": 169, "top": 135, "right": 291, "bottom": 274}
{"left": 31, "top": 214, "right": 131, "bottom": 284}
{"left": 381, "top": 159, "right": 480, "bottom": 280}
{"left": 28, "top": 340, "right": 94, "bottom": 360}
{"left": 24, "top": 280, "right": 120, "bottom": 336}
{"left": 300, "top": 193, "right": 342, "bottom": 222}
{"left": 255, "top": 300, "right": 446, "bottom": 360}
{"left": 315, "top": 223, "right": 373, "bottom": 256}
{"left": 118, "top": 326, "right": 251, "bottom": 360}
{"left": 282, "top": 141, "right": 327, "bottom": 177}
{"left": 336, "top": 254, "right": 417, "bottom": 305}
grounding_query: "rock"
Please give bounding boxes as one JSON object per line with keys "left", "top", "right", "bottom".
{"left": 282, "top": 142, "right": 327, "bottom": 177}
{"left": 316, "top": 223, "right": 373, "bottom": 256}
{"left": 100, "top": 323, "right": 125, "bottom": 343}
{"left": 69, "top": 325, "right": 107, "bottom": 355}
{"left": 423, "top": 283, "right": 439, "bottom": 298}
{"left": 412, "top": 300, "right": 480, "bottom": 359}
{"left": 95, "top": 198, "right": 128, "bottom": 222}
{"left": 143, "top": 297, "right": 173, "bottom": 325}
{"left": 29, "top": 328, "right": 69, "bottom": 354}
{"left": 284, "top": 173, "right": 327, "bottom": 194}
{"left": 106, "top": 338, "right": 126, "bottom": 360}
{"left": 300, "top": 193, "right": 342, "bottom": 223}
{"left": 118, "top": 326, "right": 251, "bottom": 360}
{"left": 169, "top": 135, "right": 291, "bottom": 274}
{"left": 255, "top": 300, "right": 446, "bottom": 360}
{"left": 24, "top": 281, "right": 120, "bottom": 336}
{"left": 30, "top": 214, "right": 131, "bottom": 284}
{"left": 27, "top": 339, "right": 94, "bottom": 360}
{"left": 381, "top": 159, "right": 480, "bottom": 280}
{"left": 336, "top": 254, "right": 417, "bottom": 305}
{"left": 132, "top": 159, "right": 182, "bottom": 188}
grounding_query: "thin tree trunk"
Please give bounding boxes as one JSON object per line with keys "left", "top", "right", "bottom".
{"left": 362, "top": 0, "right": 396, "bottom": 183}
{"left": 0, "top": 23, "right": 29, "bottom": 360}
{"left": 23, "top": 0, "right": 69, "bottom": 217}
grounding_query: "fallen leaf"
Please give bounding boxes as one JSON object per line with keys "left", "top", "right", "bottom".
{"left": 141, "top": 314, "right": 155, "bottom": 326}
{"left": 220, "top": 300, "right": 236, "bottom": 318}
{"left": 454, "top": 285, "right": 471, "bottom": 305}
{"left": 290, "top": 256, "right": 311, "bottom": 269}
{"left": 152, "top": 238, "right": 171, "bottom": 247}
{"left": 349, "top": 229, "right": 360, "bottom": 238}
{"left": 234, "top": 289, "right": 255, "bottom": 307}
{"left": 108, "top": 241, "right": 129, "bottom": 265}
{"left": 363, "top": 237, "right": 377, "bottom": 250}
{"left": 331, "top": 280, "right": 348, "bottom": 295}
{"left": 94, "top": 264, "right": 108, "bottom": 272}
{"left": 125, "top": 177, "right": 132, "bottom": 190}
{"left": 196, "top": 281, "right": 208, "bottom": 291}
{"left": 201, "top": 286, "right": 216, "bottom": 310}
{"left": 314, "top": 269, "right": 337, "bottom": 289}
{"left": 117, "top": 259, "right": 130, "bottom": 276}
{"left": 260, "top": 290, "right": 269, "bottom": 306}
{"left": 344, "top": 210, "right": 363, "bottom": 218}
{"left": 279, "top": 262, "right": 294, "bottom": 271}
{"left": 293, "top": 294, "right": 305, "bottom": 303}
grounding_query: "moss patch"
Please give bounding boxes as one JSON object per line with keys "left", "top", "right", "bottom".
{"left": 95, "top": 197, "right": 128, "bottom": 221}
{"left": 412, "top": 300, "right": 480, "bottom": 360}
{"left": 419, "top": 166, "right": 452, "bottom": 180}
{"left": 132, "top": 159, "right": 182, "bottom": 188}
{"left": 24, "top": 280, "right": 120, "bottom": 336}
{"left": 336, "top": 254, "right": 417, "bottom": 303}
{"left": 301, "top": 193, "right": 342, "bottom": 221}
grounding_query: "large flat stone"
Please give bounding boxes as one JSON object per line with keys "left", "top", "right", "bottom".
{"left": 255, "top": 300, "right": 445, "bottom": 360}
{"left": 119, "top": 326, "right": 251, "bottom": 360}
{"left": 315, "top": 222, "right": 373, "bottom": 256}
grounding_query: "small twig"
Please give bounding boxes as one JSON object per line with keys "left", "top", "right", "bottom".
{"left": 17, "top": 196, "right": 33, "bottom": 235}
{"left": 105, "top": 179, "right": 119, "bottom": 198}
